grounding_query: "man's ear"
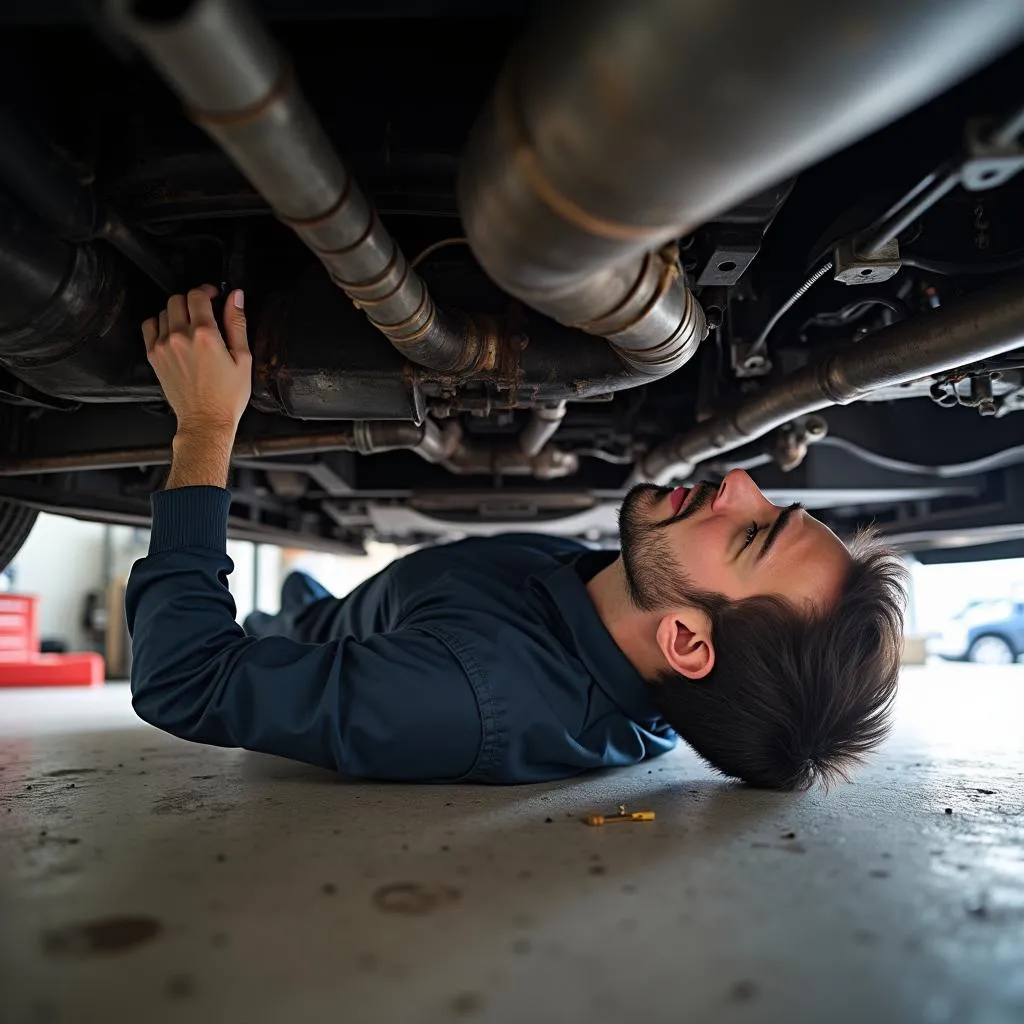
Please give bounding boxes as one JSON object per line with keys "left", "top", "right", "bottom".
{"left": 655, "top": 607, "right": 715, "bottom": 680}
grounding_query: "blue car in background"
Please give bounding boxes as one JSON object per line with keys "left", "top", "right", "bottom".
{"left": 928, "top": 599, "right": 1024, "bottom": 665}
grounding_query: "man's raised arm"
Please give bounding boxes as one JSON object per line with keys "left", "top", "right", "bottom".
{"left": 125, "top": 287, "right": 483, "bottom": 780}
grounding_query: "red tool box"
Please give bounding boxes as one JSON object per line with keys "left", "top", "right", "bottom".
{"left": 0, "top": 594, "right": 104, "bottom": 687}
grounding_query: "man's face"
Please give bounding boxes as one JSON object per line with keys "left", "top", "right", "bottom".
{"left": 619, "top": 469, "right": 851, "bottom": 613}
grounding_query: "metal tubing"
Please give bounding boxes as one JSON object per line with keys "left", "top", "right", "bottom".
{"left": 0, "top": 109, "right": 177, "bottom": 293}
{"left": 634, "top": 270, "right": 1024, "bottom": 483}
{"left": 0, "top": 195, "right": 161, "bottom": 403}
{"left": 459, "top": 0, "right": 1021, "bottom": 374}
{"left": 111, "top": 0, "right": 478, "bottom": 373}
{"left": 0, "top": 198, "right": 71, "bottom": 329}
{"left": 0, "top": 422, "right": 427, "bottom": 476}
{"left": 0, "top": 417, "right": 575, "bottom": 481}
{"left": 519, "top": 402, "right": 567, "bottom": 457}
{"left": 415, "top": 421, "right": 578, "bottom": 479}
{"left": 856, "top": 166, "right": 962, "bottom": 258}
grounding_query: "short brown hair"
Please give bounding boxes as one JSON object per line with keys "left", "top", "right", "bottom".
{"left": 648, "top": 531, "right": 907, "bottom": 790}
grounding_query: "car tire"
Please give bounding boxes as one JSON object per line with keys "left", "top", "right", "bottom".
{"left": 966, "top": 634, "right": 1017, "bottom": 666}
{"left": 0, "top": 498, "right": 38, "bottom": 574}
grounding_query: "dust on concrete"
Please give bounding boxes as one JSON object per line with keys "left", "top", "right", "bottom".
{"left": 451, "top": 992, "right": 483, "bottom": 1015}
{"left": 165, "top": 973, "right": 196, "bottom": 999}
{"left": 730, "top": 980, "right": 759, "bottom": 1002}
{"left": 42, "top": 915, "right": 162, "bottom": 958}
{"left": 356, "top": 950, "right": 380, "bottom": 971}
{"left": 372, "top": 882, "right": 461, "bottom": 915}
{"left": 151, "top": 788, "right": 207, "bottom": 815}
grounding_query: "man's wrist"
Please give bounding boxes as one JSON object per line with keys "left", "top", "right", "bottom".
{"left": 166, "top": 423, "right": 236, "bottom": 490}
{"left": 174, "top": 416, "right": 238, "bottom": 446}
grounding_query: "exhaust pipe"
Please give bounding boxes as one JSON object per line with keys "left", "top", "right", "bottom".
{"left": 633, "top": 271, "right": 1024, "bottom": 484}
{"left": 109, "top": 0, "right": 479, "bottom": 374}
{"left": 0, "top": 192, "right": 161, "bottom": 403}
{"left": 459, "top": 0, "right": 1021, "bottom": 376}
{"left": 0, "top": 422, "right": 430, "bottom": 476}
{"left": 109, "top": 0, "right": 1021, "bottom": 414}
{"left": 0, "top": 417, "right": 575, "bottom": 480}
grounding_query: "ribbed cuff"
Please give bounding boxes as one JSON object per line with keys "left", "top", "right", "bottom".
{"left": 149, "top": 487, "right": 232, "bottom": 555}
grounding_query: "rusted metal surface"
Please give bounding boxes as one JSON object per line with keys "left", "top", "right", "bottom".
{"left": 459, "top": 0, "right": 1020, "bottom": 378}
{"left": 251, "top": 274, "right": 423, "bottom": 421}
{"left": 416, "top": 421, "right": 577, "bottom": 479}
{"left": 0, "top": 424, "right": 430, "bottom": 477}
{"left": 0, "top": 415, "right": 576, "bottom": 482}
{"left": 117, "top": 0, "right": 479, "bottom": 375}
{"left": 249, "top": 291, "right": 290, "bottom": 415}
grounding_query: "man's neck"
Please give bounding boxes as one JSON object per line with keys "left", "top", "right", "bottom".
{"left": 586, "top": 557, "right": 664, "bottom": 680}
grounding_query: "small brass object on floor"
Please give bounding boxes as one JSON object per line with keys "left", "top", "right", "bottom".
{"left": 583, "top": 804, "right": 656, "bottom": 827}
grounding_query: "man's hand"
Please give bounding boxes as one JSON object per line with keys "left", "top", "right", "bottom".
{"left": 143, "top": 285, "right": 251, "bottom": 437}
{"left": 143, "top": 285, "right": 250, "bottom": 489}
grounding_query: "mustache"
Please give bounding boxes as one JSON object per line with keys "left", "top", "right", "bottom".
{"left": 650, "top": 481, "right": 716, "bottom": 529}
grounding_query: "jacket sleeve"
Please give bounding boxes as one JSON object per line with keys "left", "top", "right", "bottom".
{"left": 124, "top": 487, "right": 482, "bottom": 781}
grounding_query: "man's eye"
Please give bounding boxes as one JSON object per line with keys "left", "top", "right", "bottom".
{"left": 741, "top": 521, "right": 760, "bottom": 551}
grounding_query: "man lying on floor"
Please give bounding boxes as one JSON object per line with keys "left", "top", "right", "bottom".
{"left": 127, "top": 287, "right": 907, "bottom": 789}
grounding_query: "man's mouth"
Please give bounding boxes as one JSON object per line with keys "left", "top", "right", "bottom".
{"left": 669, "top": 486, "right": 690, "bottom": 515}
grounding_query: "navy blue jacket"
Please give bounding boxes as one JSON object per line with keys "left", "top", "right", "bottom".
{"left": 125, "top": 487, "right": 677, "bottom": 783}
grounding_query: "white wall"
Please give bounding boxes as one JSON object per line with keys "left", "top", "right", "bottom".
{"left": 7, "top": 513, "right": 107, "bottom": 651}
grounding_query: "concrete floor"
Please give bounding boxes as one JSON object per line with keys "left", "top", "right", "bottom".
{"left": 0, "top": 667, "right": 1022, "bottom": 1024}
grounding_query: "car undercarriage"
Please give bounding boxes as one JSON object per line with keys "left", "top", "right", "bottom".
{"left": 1, "top": 0, "right": 1023, "bottom": 566}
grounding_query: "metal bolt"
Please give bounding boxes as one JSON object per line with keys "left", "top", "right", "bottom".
{"left": 744, "top": 355, "right": 766, "bottom": 370}
{"left": 705, "top": 307, "right": 724, "bottom": 329}
{"left": 970, "top": 374, "right": 994, "bottom": 412}
{"left": 805, "top": 417, "right": 827, "bottom": 437}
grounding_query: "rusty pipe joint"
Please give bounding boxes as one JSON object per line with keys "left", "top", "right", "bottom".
{"left": 460, "top": 0, "right": 1020, "bottom": 386}
{"left": 771, "top": 415, "right": 829, "bottom": 472}
{"left": 413, "top": 418, "right": 577, "bottom": 478}
{"left": 459, "top": 71, "right": 708, "bottom": 382}
{"left": 351, "top": 420, "right": 427, "bottom": 455}
{"left": 110, "top": 0, "right": 478, "bottom": 374}
{"left": 634, "top": 270, "right": 1024, "bottom": 485}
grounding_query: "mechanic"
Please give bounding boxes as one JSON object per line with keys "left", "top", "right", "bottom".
{"left": 127, "top": 287, "right": 908, "bottom": 789}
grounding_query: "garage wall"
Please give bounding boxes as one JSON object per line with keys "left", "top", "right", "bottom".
{"left": 7, "top": 513, "right": 107, "bottom": 652}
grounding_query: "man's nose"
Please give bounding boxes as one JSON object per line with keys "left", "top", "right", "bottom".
{"left": 713, "top": 468, "right": 774, "bottom": 515}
